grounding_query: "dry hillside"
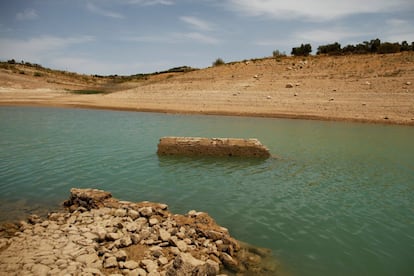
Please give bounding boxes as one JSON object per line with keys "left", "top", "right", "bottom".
{"left": 0, "top": 53, "right": 413, "bottom": 125}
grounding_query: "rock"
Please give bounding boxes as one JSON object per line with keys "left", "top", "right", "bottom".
{"left": 106, "top": 232, "right": 120, "bottom": 241}
{"left": 159, "top": 228, "right": 171, "bottom": 242}
{"left": 0, "top": 239, "right": 8, "bottom": 249}
{"left": 104, "top": 256, "right": 118, "bottom": 269}
{"left": 31, "top": 264, "right": 50, "bottom": 276}
{"left": 119, "top": 236, "right": 133, "bottom": 247}
{"left": 128, "top": 268, "right": 147, "bottom": 276}
{"left": 83, "top": 267, "right": 104, "bottom": 275}
{"left": 405, "top": 81, "right": 411, "bottom": 85}
{"left": 149, "top": 218, "right": 159, "bottom": 226}
{"left": 141, "top": 259, "right": 158, "bottom": 273}
{"left": 206, "top": 259, "right": 220, "bottom": 274}
{"left": 76, "top": 253, "right": 100, "bottom": 267}
{"left": 64, "top": 188, "right": 112, "bottom": 210}
{"left": 139, "top": 207, "right": 153, "bottom": 217}
{"left": 171, "top": 238, "right": 187, "bottom": 252}
{"left": 285, "top": 83, "right": 294, "bottom": 88}
{"left": 114, "top": 250, "right": 128, "bottom": 262}
{"left": 0, "top": 188, "right": 280, "bottom": 275}
{"left": 266, "top": 95, "right": 272, "bottom": 99}
{"left": 157, "top": 137, "right": 271, "bottom": 158}
{"left": 168, "top": 253, "right": 213, "bottom": 276}
{"left": 114, "top": 208, "right": 127, "bottom": 217}
{"left": 123, "top": 260, "right": 139, "bottom": 270}
{"left": 220, "top": 252, "right": 240, "bottom": 272}
{"left": 158, "top": 256, "right": 169, "bottom": 265}
{"left": 128, "top": 209, "right": 140, "bottom": 220}
{"left": 28, "top": 214, "right": 42, "bottom": 224}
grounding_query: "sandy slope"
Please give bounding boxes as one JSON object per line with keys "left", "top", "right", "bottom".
{"left": 1, "top": 53, "right": 413, "bottom": 125}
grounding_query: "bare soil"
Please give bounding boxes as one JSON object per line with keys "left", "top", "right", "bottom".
{"left": 1, "top": 53, "right": 413, "bottom": 125}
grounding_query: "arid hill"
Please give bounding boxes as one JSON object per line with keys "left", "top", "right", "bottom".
{"left": 1, "top": 52, "right": 413, "bottom": 125}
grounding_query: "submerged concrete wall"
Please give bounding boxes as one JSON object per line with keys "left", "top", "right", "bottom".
{"left": 157, "top": 137, "right": 271, "bottom": 158}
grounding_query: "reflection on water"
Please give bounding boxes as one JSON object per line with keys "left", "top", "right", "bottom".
{"left": 0, "top": 106, "right": 413, "bottom": 276}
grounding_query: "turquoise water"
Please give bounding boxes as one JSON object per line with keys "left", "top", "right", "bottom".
{"left": 1, "top": 106, "right": 413, "bottom": 275}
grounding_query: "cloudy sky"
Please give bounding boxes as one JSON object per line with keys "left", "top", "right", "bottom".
{"left": 1, "top": 0, "right": 413, "bottom": 75}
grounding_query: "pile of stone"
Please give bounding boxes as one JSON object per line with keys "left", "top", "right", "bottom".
{"left": 0, "top": 188, "right": 279, "bottom": 275}
{"left": 157, "top": 137, "right": 271, "bottom": 158}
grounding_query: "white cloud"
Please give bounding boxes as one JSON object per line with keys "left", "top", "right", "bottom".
{"left": 124, "top": 32, "right": 220, "bottom": 45}
{"left": 0, "top": 24, "right": 12, "bottom": 33}
{"left": 51, "top": 56, "right": 171, "bottom": 75}
{"left": 0, "top": 35, "right": 95, "bottom": 62}
{"left": 179, "top": 32, "right": 219, "bottom": 44}
{"left": 180, "top": 16, "right": 214, "bottom": 31}
{"left": 126, "top": 0, "right": 174, "bottom": 5}
{"left": 86, "top": 3, "right": 125, "bottom": 19}
{"left": 382, "top": 19, "right": 414, "bottom": 42}
{"left": 224, "top": 0, "right": 413, "bottom": 21}
{"left": 292, "top": 28, "right": 368, "bottom": 44}
{"left": 16, "top": 9, "right": 39, "bottom": 21}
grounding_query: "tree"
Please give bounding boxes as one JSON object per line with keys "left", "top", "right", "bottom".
{"left": 401, "top": 41, "right": 410, "bottom": 51}
{"left": 368, "top": 38, "right": 381, "bottom": 53}
{"left": 342, "top": 44, "right": 356, "bottom": 54}
{"left": 377, "top": 42, "right": 400, "bottom": 54}
{"left": 317, "top": 42, "right": 341, "bottom": 55}
{"left": 291, "top": 43, "right": 312, "bottom": 56}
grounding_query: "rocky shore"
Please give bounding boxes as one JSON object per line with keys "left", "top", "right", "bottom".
{"left": 0, "top": 188, "right": 280, "bottom": 275}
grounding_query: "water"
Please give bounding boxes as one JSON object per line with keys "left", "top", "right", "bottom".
{"left": 1, "top": 106, "right": 413, "bottom": 275}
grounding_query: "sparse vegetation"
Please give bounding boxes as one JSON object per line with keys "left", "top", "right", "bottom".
{"left": 213, "top": 58, "right": 225, "bottom": 66}
{"left": 33, "top": 72, "right": 43, "bottom": 77}
{"left": 317, "top": 38, "right": 414, "bottom": 55}
{"left": 71, "top": 89, "right": 107, "bottom": 94}
{"left": 272, "top": 50, "right": 286, "bottom": 58}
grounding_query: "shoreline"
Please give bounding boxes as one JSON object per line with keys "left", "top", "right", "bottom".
{"left": 0, "top": 188, "right": 283, "bottom": 275}
{"left": 1, "top": 53, "right": 413, "bottom": 126}
{"left": 1, "top": 101, "right": 413, "bottom": 126}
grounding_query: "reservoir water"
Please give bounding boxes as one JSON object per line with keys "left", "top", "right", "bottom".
{"left": 0, "top": 106, "right": 413, "bottom": 275}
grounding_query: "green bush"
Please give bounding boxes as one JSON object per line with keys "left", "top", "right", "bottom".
{"left": 33, "top": 72, "right": 43, "bottom": 77}
{"left": 317, "top": 42, "right": 341, "bottom": 55}
{"left": 291, "top": 44, "right": 312, "bottom": 56}
{"left": 212, "top": 58, "right": 225, "bottom": 66}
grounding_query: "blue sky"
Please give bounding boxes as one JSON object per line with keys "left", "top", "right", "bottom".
{"left": 1, "top": 0, "right": 413, "bottom": 75}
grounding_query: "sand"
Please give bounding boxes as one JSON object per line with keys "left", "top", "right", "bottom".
{"left": 1, "top": 53, "right": 413, "bottom": 125}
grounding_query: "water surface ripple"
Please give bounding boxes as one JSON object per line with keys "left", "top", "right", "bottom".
{"left": 0, "top": 106, "right": 413, "bottom": 276}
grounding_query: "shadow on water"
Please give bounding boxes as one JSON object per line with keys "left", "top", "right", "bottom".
{"left": 157, "top": 155, "right": 273, "bottom": 168}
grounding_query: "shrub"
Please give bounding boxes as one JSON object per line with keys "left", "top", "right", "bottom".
{"left": 212, "top": 58, "right": 225, "bottom": 66}
{"left": 291, "top": 44, "right": 312, "bottom": 56}
{"left": 33, "top": 72, "right": 43, "bottom": 77}
{"left": 272, "top": 50, "right": 286, "bottom": 58}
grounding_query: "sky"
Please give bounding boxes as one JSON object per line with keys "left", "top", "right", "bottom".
{"left": 0, "top": 0, "right": 413, "bottom": 75}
